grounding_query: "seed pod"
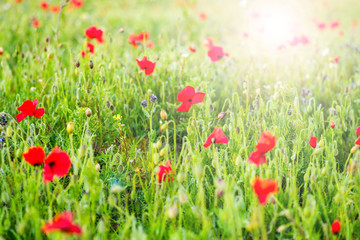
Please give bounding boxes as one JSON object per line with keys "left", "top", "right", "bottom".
{"left": 75, "top": 61, "right": 80, "bottom": 68}
{"left": 89, "top": 60, "right": 94, "bottom": 69}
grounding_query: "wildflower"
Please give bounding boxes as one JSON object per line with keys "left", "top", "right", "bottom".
{"left": 332, "top": 56, "right": 339, "bottom": 63}
{"left": 31, "top": 18, "right": 40, "bottom": 28}
{"left": 85, "top": 26, "right": 104, "bottom": 43}
{"left": 146, "top": 41, "right": 154, "bottom": 48}
{"left": 309, "top": 136, "right": 317, "bottom": 148}
{"left": 16, "top": 99, "right": 45, "bottom": 122}
{"left": 113, "top": 114, "right": 122, "bottom": 120}
{"left": 43, "top": 147, "right": 72, "bottom": 183}
{"left": 23, "top": 147, "right": 46, "bottom": 166}
{"left": 251, "top": 177, "right": 278, "bottom": 205}
{"left": 136, "top": 56, "right": 156, "bottom": 75}
{"left": 176, "top": 86, "right": 205, "bottom": 112}
{"left": 330, "top": 120, "right": 335, "bottom": 129}
{"left": 317, "top": 22, "right": 326, "bottom": 30}
{"left": 248, "top": 131, "right": 276, "bottom": 166}
{"left": 0, "top": 114, "right": 8, "bottom": 127}
{"left": 218, "top": 112, "right": 226, "bottom": 119}
{"left": 40, "top": 1, "right": 49, "bottom": 10}
{"left": 198, "top": 12, "right": 207, "bottom": 20}
{"left": 189, "top": 45, "right": 196, "bottom": 53}
{"left": 203, "top": 127, "right": 229, "bottom": 148}
{"left": 331, "top": 21, "right": 340, "bottom": 29}
{"left": 87, "top": 42, "right": 95, "bottom": 54}
{"left": 50, "top": 5, "right": 60, "bottom": 13}
{"left": 70, "top": 0, "right": 84, "bottom": 8}
{"left": 207, "top": 45, "right": 228, "bottom": 62}
{"left": 150, "top": 94, "right": 157, "bottom": 103}
{"left": 356, "top": 126, "right": 360, "bottom": 135}
{"left": 331, "top": 220, "right": 341, "bottom": 234}
{"left": 141, "top": 100, "right": 147, "bottom": 107}
{"left": 42, "top": 212, "right": 82, "bottom": 235}
{"left": 128, "top": 32, "right": 149, "bottom": 48}
{"left": 156, "top": 160, "right": 173, "bottom": 183}
{"left": 81, "top": 51, "right": 86, "bottom": 58}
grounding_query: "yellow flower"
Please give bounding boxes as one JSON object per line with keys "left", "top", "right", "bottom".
{"left": 113, "top": 114, "right": 122, "bottom": 120}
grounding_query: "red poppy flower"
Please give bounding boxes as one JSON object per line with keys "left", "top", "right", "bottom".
{"left": 42, "top": 212, "right": 82, "bottom": 235}
{"left": 300, "top": 35, "right": 310, "bottom": 45}
{"left": 16, "top": 99, "right": 45, "bottom": 122}
{"left": 189, "top": 45, "right": 196, "bottom": 53}
{"left": 146, "top": 41, "right": 154, "bottom": 49}
{"left": 317, "top": 22, "right": 326, "bottom": 30}
{"left": 128, "top": 32, "right": 149, "bottom": 48}
{"left": 309, "top": 136, "right": 317, "bottom": 148}
{"left": 40, "top": 1, "right": 49, "bottom": 10}
{"left": 31, "top": 18, "right": 40, "bottom": 28}
{"left": 136, "top": 56, "right": 156, "bottom": 75}
{"left": 198, "top": 12, "right": 207, "bottom": 20}
{"left": 23, "top": 146, "right": 46, "bottom": 166}
{"left": 355, "top": 137, "right": 360, "bottom": 146}
{"left": 332, "top": 56, "right": 339, "bottom": 63}
{"left": 277, "top": 44, "right": 286, "bottom": 50}
{"left": 85, "top": 26, "right": 104, "bottom": 43}
{"left": 208, "top": 45, "right": 227, "bottom": 62}
{"left": 87, "top": 42, "right": 94, "bottom": 54}
{"left": 156, "top": 160, "right": 173, "bottom": 183}
{"left": 330, "top": 120, "right": 335, "bottom": 129}
{"left": 356, "top": 126, "right": 360, "bottom": 135}
{"left": 331, "top": 220, "right": 341, "bottom": 235}
{"left": 203, "top": 127, "right": 229, "bottom": 148}
{"left": 50, "top": 5, "right": 60, "bottom": 13}
{"left": 15, "top": 0, "right": 23, "bottom": 2}
{"left": 331, "top": 21, "right": 340, "bottom": 29}
{"left": 248, "top": 151, "right": 267, "bottom": 166}
{"left": 81, "top": 50, "right": 86, "bottom": 58}
{"left": 71, "top": 0, "right": 84, "bottom": 8}
{"left": 176, "top": 86, "right": 205, "bottom": 112}
{"left": 43, "top": 147, "right": 71, "bottom": 183}
{"left": 255, "top": 131, "right": 276, "bottom": 154}
{"left": 251, "top": 177, "right": 278, "bottom": 205}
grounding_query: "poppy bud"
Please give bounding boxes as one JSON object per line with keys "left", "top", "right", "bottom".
{"left": 85, "top": 108, "right": 92, "bottom": 117}
{"left": 89, "top": 60, "right": 94, "bottom": 69}
{"left": 194, "top": 164, "right": 202, "bottom": 180}
{"left": 78, "top": 144, "right": 86, "bottom": 159}
{"left": 156, "top": 140, "right": 162, "bottom": 149}
{"left": 351, "top": 145, "right": 358, "bottom": 153}
{"left": 177, "top": 172, "right": 185, "bottom": 183}
{"left": 95, "top": 163, "right": 101, "bottom": 171}
{"left": 6, "top": 126, "right": 12, "bottom": 137}
{"left": 347, "top": 161, "right": 358, "bottom": 174}
{"left": 218, "top": 112, "right": 226, "bottom": 119}
{"left": 160, "top": 109, "right": 167, "bottom": 120}
{"left": 330, "top": 120, "right": 335, "bottom": 128}
{"left": 167, "top": 204, "right": 178, "bottom": 219}
{"left": 152, "top": 153, "right": 159, "bottom": 164}
{"left": 44, "top": 47, "right": 47, "bottom": 52}
{"left": 0, "top": 47, "right": 3, "bottom": 55}
{"left": 178, "top": 189, "right": 187, "bottom": 203}
{"left": 110, "top": 105, "right": 114, "bottom": 111}
{"left": 321, "top": 167, "right": 326, "bottom": 176}
{"left": 75, "top": 61, "right": 80, "bottom": 68}
{"left": 67, "top": 122, "right": 74, "bottom": 134}
{"left": 277, "top": 225, "right": 288, "bottom": 233}
{"left": 160, "top": 123, "right": 168, "bottom": 132}
{"left": 159, "top": 148, "right": 166, "bottom": 157}
{"left": 46, "top": 37, "right": 50, "bottom": 43}
{"left": 210, "top": 104, "right": 214, "bottom": 111}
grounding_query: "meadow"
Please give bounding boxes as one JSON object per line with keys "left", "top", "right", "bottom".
{"left": 1, "top": 0, "right": 360, "bottom": 239}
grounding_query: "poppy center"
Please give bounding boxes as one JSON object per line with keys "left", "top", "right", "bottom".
{"left": 188, "top": 99, "right": 192, "bottom": 102}
{"left": 48, "top": 162, "right": 55, "bottom": 167}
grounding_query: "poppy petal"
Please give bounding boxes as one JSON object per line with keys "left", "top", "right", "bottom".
{"left": 16, "top": 112, "right": 28, "bottom": 122}
{"left": 43, "top": 164, "right": 54, "bottom": 183}
{"left": 192, "top": 92, "right": 205, "bottom": 104}
{"left": 34, "top": 108, "right": 45, "bottom": 118}
{"left": 23, "top": 146, "right": 45, "bottom": 166}
{"left": 177, "top": 86, "right": 195, "bottom": 102}
{"left": 176, "top": 102, "right": 193, "bottom": 112}
{"left": 203, "top": 133, "right": 215, "bottom": 148}
{"left": 248, "top": 151, "right": 267, "bottom": 166}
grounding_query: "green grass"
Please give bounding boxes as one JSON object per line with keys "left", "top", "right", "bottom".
{"left": 1, "top": 0, "right": 360, "bottom": 239}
